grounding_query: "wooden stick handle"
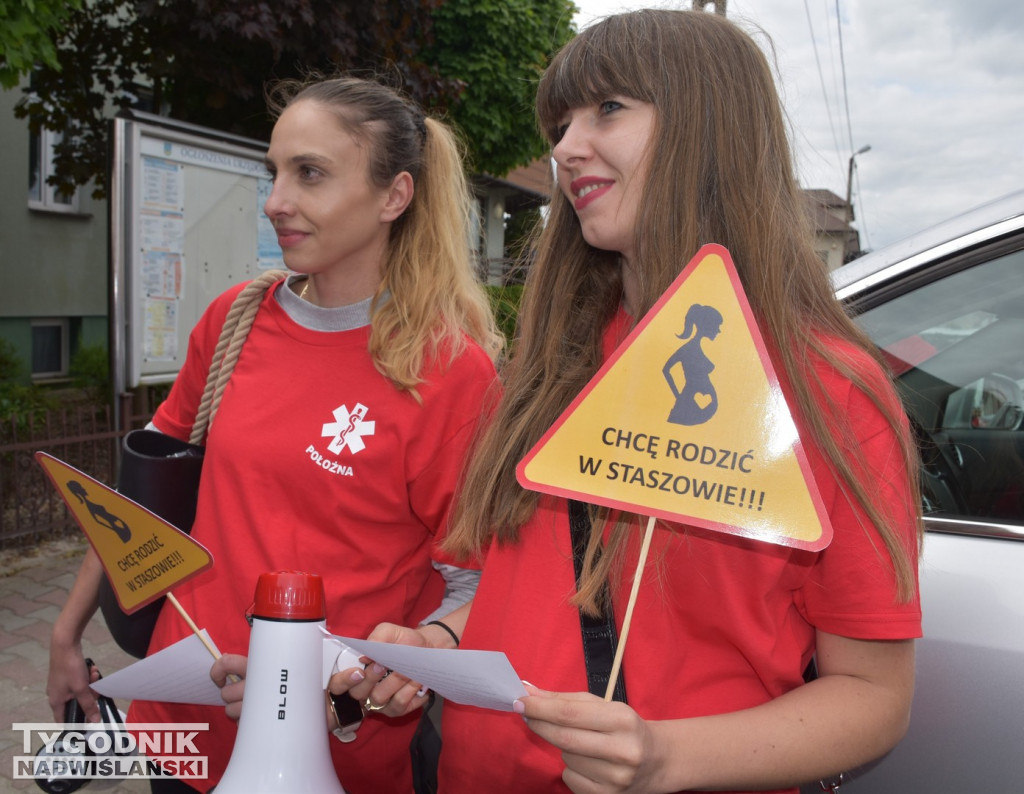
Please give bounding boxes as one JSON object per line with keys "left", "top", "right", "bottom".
{"left": 166, "top": 592, "right": 243, "bottom": 684}
{"left": 603, "top": 515, "right": 656, "bottom": 701}
{"left": 166, "top": 592, "right": 220, "bottom": 661}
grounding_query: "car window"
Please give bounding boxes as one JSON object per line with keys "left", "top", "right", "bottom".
{"left": 852, "top": 246, "right": 1024, "bottom": 523}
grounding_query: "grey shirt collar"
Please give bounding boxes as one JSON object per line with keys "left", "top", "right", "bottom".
{"left": 275, "top": 274, "right": 374, "bottom": 332}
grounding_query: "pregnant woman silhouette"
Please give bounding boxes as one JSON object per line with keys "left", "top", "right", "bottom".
{"left": 663, "top": 303, "right": 723, "bottom": 426}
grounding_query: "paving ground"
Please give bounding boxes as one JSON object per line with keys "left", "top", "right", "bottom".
{"left": 0, "top": 537, "right": 147, "bottom": 793}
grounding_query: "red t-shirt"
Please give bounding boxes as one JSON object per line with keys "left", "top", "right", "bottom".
{"left": 439, "top": 309, "right": 921, "bottom": 793}
{"left": 128, "top": 280, "right": 498, "bottom": 793}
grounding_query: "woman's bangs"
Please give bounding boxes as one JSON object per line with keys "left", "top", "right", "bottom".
{"left": 537, "top": 39, "right": 638, "bottom": 141}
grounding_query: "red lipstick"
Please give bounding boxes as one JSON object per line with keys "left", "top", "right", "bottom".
{"left": 569, "top": 176, "right": 613, "bottom": 211}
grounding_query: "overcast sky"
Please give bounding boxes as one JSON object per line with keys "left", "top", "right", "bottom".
{"left": 570, "top": 0, "right": 1024, "bottom": 251}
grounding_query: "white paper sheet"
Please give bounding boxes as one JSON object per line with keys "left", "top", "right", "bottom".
{"left": 90, "top": 631, "right": 225, "bottom": 706}
{"left": 89, "top": 631, "right": 527, "bottom": 713}
{"left": 333, "top": 635, "right": 527, "bottom": 712}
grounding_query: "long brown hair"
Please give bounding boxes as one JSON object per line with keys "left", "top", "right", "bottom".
{"left": 266, "top": 76, "right": 503, "bottom": 393}
{"left": 446, "top": 9, "right": 922, "bottom": 610}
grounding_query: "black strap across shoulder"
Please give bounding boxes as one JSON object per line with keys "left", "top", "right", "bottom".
{"left": 568, "top": 499, "right": 628, "bottom": 703}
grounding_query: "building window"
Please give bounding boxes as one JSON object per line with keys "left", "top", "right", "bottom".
{"left": 31, "top": 319, "right": 69, "bottom": 379}
{"left": 28, "top": 128, "right": 80, "bottom": 213}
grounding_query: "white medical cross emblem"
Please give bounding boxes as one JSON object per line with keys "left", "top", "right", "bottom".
{"left": 322, "top": 403, "right": 375, "bottom": 454}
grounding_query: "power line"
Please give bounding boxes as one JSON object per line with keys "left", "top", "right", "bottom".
{"left": 823, "top": 0, "right": 846, "bottom": 176}
{"left": 834, "top": 0, "right": 870, "bottom": 250}
{"left": 835, "top": 0, "right": 856, "bottom": 155}
{"left": 803, "top": 0, "right": 843, "bottom": 174}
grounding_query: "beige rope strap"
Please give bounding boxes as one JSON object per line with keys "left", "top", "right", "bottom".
{"left": 189, "top": 270, "right": 288, "bottom": 445}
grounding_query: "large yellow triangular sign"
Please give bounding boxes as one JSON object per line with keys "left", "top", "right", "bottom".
{"left": 36, "top": 452, "right": 214, "bottom": 611}
{"left": 517, "top": 244, "right": 832, "bottom": 551}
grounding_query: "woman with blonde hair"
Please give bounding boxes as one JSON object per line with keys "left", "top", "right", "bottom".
{"left": 423, "top": 10, "right": 921, "bottom": 792}
{"left": 48, "top": 75, "right": 502, "bottom": 794}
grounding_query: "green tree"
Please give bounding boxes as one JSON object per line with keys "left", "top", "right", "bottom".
{"left": 15, "top": 0, "right": 575, "bottom": 197}
{"left": 0, "top": 0, "right": 82, "bottom": 88}
{"left": 428, "top": 0, "right": 575, "bottom": 175}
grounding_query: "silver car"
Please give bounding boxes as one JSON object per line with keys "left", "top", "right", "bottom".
{"left": 818, "top": 190, "right": 1024, "bottom": 792}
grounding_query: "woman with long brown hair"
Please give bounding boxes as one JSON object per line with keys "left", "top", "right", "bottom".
{"left": 431, "top": 10, "right": 922, "bottom": 792}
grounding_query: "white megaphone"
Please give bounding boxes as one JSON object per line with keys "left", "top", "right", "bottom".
{"left": 216, "top": 570, "right": 346, "bottom": 793}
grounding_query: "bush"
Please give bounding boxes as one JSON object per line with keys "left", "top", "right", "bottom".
{"left": 0, "top": 384, "right": 57, "bottom": 427}
{"left": 0, "top": 341, "right": 56, "bottom": 429}
{"left": 487, "top": 284, "right": 523, "bottom": 352}
{"left": 70, "top": 344, "right": 111, "bottom": 404}
{"left": 0, "top": 339, "right": 25, "bottom": 383}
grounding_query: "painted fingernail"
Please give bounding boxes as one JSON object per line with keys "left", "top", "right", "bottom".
{"left": 349, "top": 669, "right": 365, "bottom": 683}
{"left": 372, "top": 663, "right": 387, "bottom": 676}
{"left": 416, "top": 686, "right": 429, "bottom": 698}
{"left": 513, "top": 699, "right": 525, "bottom": 715}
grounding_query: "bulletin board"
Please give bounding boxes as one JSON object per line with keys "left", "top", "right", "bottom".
{"left": 109, "top": 110, "right": 285, "bottom": 401}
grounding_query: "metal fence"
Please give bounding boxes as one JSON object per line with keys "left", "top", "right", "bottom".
{"left": 0, "top": 391, "right": 163, "bottom": 549}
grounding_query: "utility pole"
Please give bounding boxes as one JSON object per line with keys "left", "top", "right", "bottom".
{"left": 845, "top": 144, "right": 871, "bottom": 223}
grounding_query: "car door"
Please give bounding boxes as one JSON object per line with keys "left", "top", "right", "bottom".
{"left": 813, "top": 228, "right": 1024, "bottom": 793}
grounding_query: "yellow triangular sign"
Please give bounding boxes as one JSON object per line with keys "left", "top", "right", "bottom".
{"left": 517, "top": 244, "right": 832, "bottom": 551}
{"left": 36, "top": 452, "right": 214, "bottom": 611}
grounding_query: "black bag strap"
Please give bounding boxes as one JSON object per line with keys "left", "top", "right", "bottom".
{"left": 568, "top": 500, "right": 627, "bottom": 703}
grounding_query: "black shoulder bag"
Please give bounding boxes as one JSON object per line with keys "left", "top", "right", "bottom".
{"left": 96, "top": 271, "right": 286, "bottom": 658}
{"left": 569, "top": 500, "right": 627, "bottom": 702}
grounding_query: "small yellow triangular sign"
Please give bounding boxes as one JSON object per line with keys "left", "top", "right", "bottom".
{"left": 36, "top": 452, "right": 214, "bottom": 611}
{"left": 517, "top": 244, "right": 832, "bottom": 551}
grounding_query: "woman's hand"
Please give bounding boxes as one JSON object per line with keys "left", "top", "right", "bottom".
{"left": 210, "top": 654, "right": 248, "bottom": 721}
{"left": 516, "top": 685, "right": 661, "bottom": 794}
{"left": 48, "top": 547, "right": 105, "bottom": 722}
{"left": 46, "top": 644, "right": 99, "bottom": 723}
{"left": 328, "top": 622, "right": 430, "bottom": 719}
{"left": 518, "top": 634, "right": 916, "bottom": 793}
{"left": 328, "top": 621, "right": 454, "bottom": 719}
